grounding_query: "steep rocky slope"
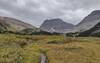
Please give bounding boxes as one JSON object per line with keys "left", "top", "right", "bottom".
{"left": 79, "top": 22, "right": 100, "bottom": 36}
{"left": 74, "top": 10, "right": 100, "bottom": 32}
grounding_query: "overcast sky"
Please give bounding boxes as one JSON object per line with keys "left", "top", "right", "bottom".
{"left": 0, "top": 0, "right": 100, "bottom": 27}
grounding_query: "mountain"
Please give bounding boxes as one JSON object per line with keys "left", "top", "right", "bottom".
{"left": 0, "top": 16, "right": 38, "bottom": 34}
{"left": 79, "top": 22, "right": 100, "bottom": 36}
{"left": 74, "top": 10, "right": 100, "bottom": 32}
{"left": 40, "top": 18, "right": 74, "bottom": 33}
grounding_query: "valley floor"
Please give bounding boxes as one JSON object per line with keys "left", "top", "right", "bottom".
{"left": 0, "top": 34, "right": 100, "bottom": 63}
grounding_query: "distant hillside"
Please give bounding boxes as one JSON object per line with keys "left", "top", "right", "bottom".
{"left": 74, "top": 10, "right": 100, "bottom": 32}
{"left": 40, "top": 18, "right": 74, "bottom": 33}
{"left": 79, "top": 22, "right": 100, "bottom": 36}
{"left": 0, "top": 16, "right": 38, "bottom": 34}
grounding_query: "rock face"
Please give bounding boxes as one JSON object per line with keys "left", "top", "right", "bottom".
{"left": 40, "top": 18, "right": 74, "bottom": 33}
{"left": 74, "top": 10, "right": 100, "bottom": 32}
{"left": 0, "top": 16, "right": 38, "bottom": 34}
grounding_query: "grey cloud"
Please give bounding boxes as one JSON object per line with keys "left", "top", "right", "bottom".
{"left": 0, "top": 0, "right": 100, "bottom": 27}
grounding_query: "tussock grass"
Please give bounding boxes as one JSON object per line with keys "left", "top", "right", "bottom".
{"left": 0, "top": 34, "right": 100, "bottom": 63}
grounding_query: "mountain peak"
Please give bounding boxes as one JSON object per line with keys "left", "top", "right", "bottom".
{"left": 46, "top": 18, "right": 63, "bottom": 21}
{"left": 44, "top": 18, "right": 74, "bottom": 25}
{"left": 40, "top": 18, "right": 74, "bottom": 33}
{"left": 44, "top": 18, "right": 64, "bottom": 23}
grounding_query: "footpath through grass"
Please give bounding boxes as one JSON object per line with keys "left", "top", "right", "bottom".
{"left": 0, "top": 34, "right": 100, "bottom": 63}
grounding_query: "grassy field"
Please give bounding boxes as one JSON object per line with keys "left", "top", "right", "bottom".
{"left": 0, "top": 34, "right": 100, "bottom": 63}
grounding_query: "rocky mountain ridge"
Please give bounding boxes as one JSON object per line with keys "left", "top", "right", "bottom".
{"left": 40, "top": 18, "right": 74, "bottom": 33}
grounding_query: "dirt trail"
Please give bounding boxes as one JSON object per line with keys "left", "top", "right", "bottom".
{"left": 40, "top": 53, "right": 48, "bottom": 63}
